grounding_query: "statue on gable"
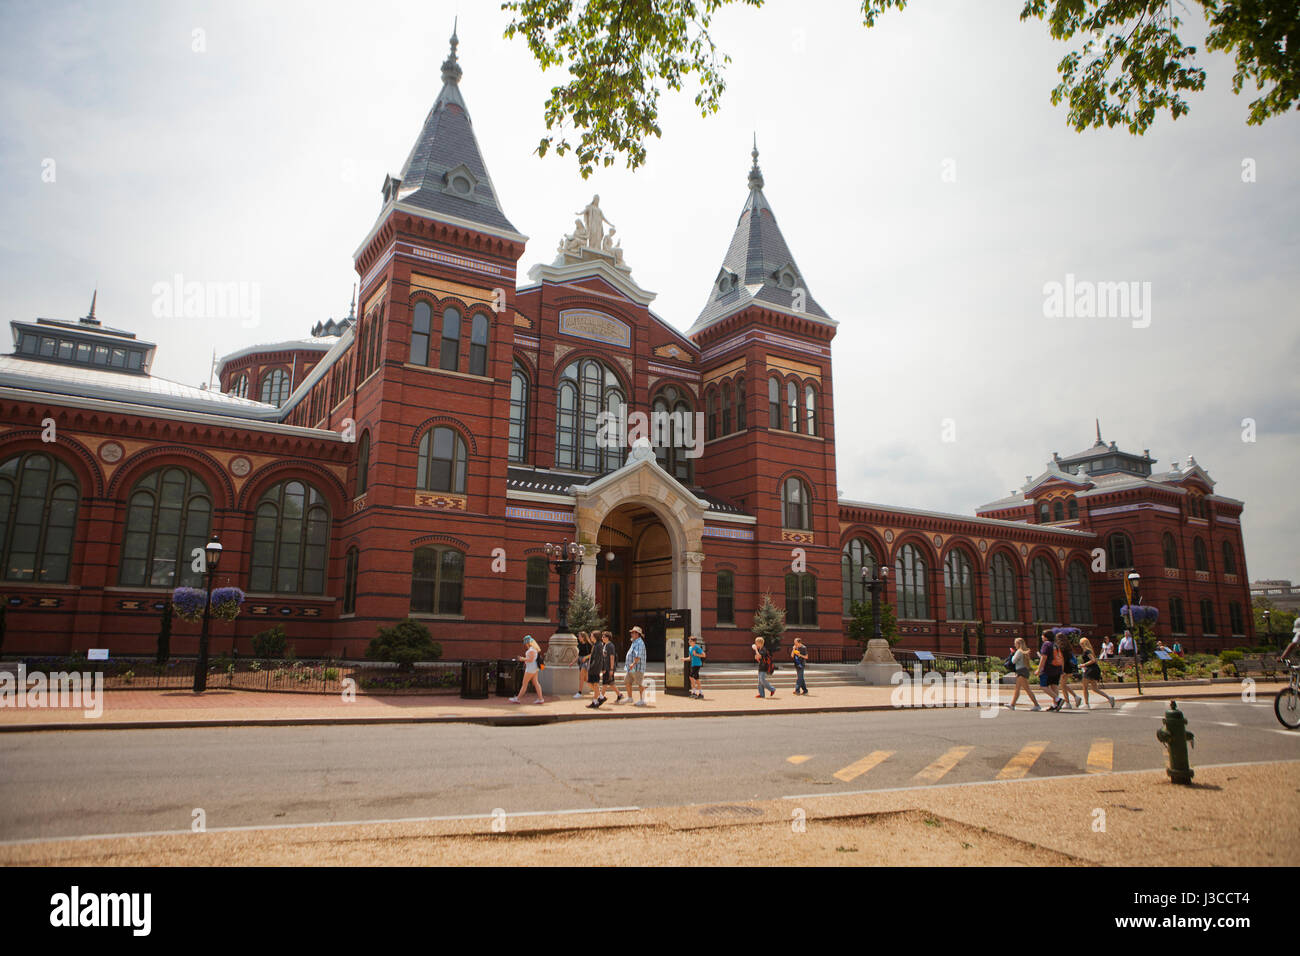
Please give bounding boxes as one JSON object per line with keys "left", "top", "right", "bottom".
{"left": 577, "top": 195, "right": 613, "bottom": 248}
{"left": 601, "top": 226, "right": 624, "bottom": 265}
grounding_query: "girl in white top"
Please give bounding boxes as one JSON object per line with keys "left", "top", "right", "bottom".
{"left": 1003, "top": 637, "right": 1042, "bottom": 711}
{"left": 511, "top": 636, "right": 545, "bottom": 704}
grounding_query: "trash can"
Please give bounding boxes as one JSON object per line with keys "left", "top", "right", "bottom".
{"left": 495, "top": 658, "right": 523, "bottom": 697}
{"left": 460, "top": 660, "right": 490, "bottom": 699}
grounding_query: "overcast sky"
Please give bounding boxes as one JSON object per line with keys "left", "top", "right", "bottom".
{"left": 1, "top": 0, "right": 1296, "bottom": 581}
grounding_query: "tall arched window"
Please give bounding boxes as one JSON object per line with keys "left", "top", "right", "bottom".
{"left": 509, "top": 361, "right": 529, "bottom": 463}
{"left": 1030, "top": 556, "right": 1057, "bottom": 622}
{"left": 1052, "top": 500, "right": 1064, "bottom": 521}
{"left": 1038, "top": 502, "right": 1050, "bottom": 523}
{"left": 944, "top": 549, "right": 974, "bottom": 620}
{"left": 343, "top": 546, "right": 359, "bottom": 614}
{"left": 717, "top": 569, "right": 735, "bottom": 625}
{"left": 250, "top": 479, "right": 330, "bottom": 594}
{"left": 804, "top": 385, "right": 816, "bottom": 436}
{"left": 1067, "top": 498, "right": 1078, "bottom": 519}
{"left": 260, "top": 368, "right": 290, "bottom": 407}
{"left": 735, "top": 377, "right": 746, "bottom": 429}
{"left": 706, "top": 389, "right": 718, "bottom": 441}
{"left": 841, "top": 538, "right": 877, "bottom": 616}
{"left": 410, "top": 300, "right": 432, "bottom": 366}
{"left": 1199, "top": 598, "right": 1216, "bottom": 634}
{"left": 469, "top": 313, "right": 489, "bottom": 376}
{"left": 119, "top": 467, "right": 211, "bottom": 588}
{"left": 720, "top": 382, "right": 732, "bottom": 435}
{"left": 555, "top": 358, "right": 625, "bottom": 473}
{"left": 1193, "top": 537, "right": 1209, "bottom": 572}
{"left": 230, "top": 374, "right": 248, "bottom": 398}
{"left": 417, "top": 427, "right": 468, "bottom": 493}
{"left": 439, "top": 306, "right": 461, "bottom": 371}
{"left": 525, "top": 555, "right": 548, "bottom": 618}
{"left": 1162, "top": 532, "right": 1178, "bottom": 568}
{"left": 782, "top": 477, "right": 810, "bottom": 530}
{"left": 0, "top": 452, "right": 79, "bottom": 582}
{"left": 1221, "top": 541, "right": 1237, "bottom": 575}
{"left": 784, "top": 572, "right": 817, "bottom": 626}
{"left": 895, "top": 544, "right": 928, "bottom": 620}
{"left": 412, "top": 545, "right": 464, "bottom": 615}
{"left": 1229, "top": 601, "right": 1244, "bottom": 635}
{"left": 1169, "top": 595, "right": 1186, "bottom": 633}
{"left": 355, "top": 431, "right": 370, "bottom": 496}
{"left": 652, "top": 386, "right": 694, "bottom": 483}
{"left": 786, "top": 381, "right": 800, "bottom": 434}
{"left": 768, "top": 376, "right": 781, "bottom": 428}
{"left": 1106, "top": 532, "right": 1133, "bottom": 569}
{"left": 1067, "top": 561, "right": 1091, "bottom": 624}
{"left": 990, "top": 553, "right": 1017, "bottom": 622}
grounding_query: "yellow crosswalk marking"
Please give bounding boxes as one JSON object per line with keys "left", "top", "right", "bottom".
{"left": 1086, "top": 738, "right": 1113, "bottom": 774}
{"left": 833, "top": 750, "right": 894, "bottom": 782}
{"left": 914, "top": 746, "right": 974, "bottom": 783}
{"left": 996, "top": 741, "right": 1048, "bottom": 780}
{"left": 786, "top": 755, "right": 812, "bottom": 765}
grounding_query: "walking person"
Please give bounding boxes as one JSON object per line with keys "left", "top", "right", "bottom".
{"left": 1078, "top": 637, "right": 1115, "bottom": 709}
{"left": 624, "top": 625, "right": 648, "bottom": 706}
{"left": 754, "top": 636, "right": 777, "bottom": 698}
{"left": 1036, "top": 630, "right": 1065, "bottom": 711}
{"left": 683, "top": 635, "right": 706, "bottom": 699}
{"left": 574, "top": 630, "right": 591, "bottom": 699}
{"left": 510, "top": 635, "right": 545, "bottom": 704}
{"left": 587, "top": 630, "right": 620, "bottom": 708}
{"left": 791, "top": 637, "right": 809, "bottom": 695}
{"left": 1003, "top": 637, "right": 1041, "bottom": 710}
{"left": 1057, "top": 634, "right": 1085, "bottom": 709}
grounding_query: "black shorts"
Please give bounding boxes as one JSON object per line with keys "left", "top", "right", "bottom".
{"left": 1085, "top": 665, "right": 1102, "bottom": 681}
{"left": 690, "top": 665, "right": 701, "bottom": 679}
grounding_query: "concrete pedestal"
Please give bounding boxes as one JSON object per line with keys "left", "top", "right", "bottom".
{"left": 856, "top": 638, "right": 903, "bottom": 685}
{"left": 539, "top": 631, "right": 581, "bottom": 697}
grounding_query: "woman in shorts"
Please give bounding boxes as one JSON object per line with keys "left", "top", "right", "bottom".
{"left": 1003, "top": 637, "right": 1041, "bottom": 710}
{"left": 1078, "top": 637, "right": 1115, "bottom": 709}
{"left": 574, "top": 630, "right": 591, "bottom": 699}
{"left": 1057, "top": 634, "right": 1084, "bottom": 709}
{"left": 510, "top": 636, "right": 544, "bottom": 705}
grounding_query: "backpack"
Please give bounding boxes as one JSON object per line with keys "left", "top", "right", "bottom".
{"left": 766, "top": 652, "right": 776, "bottom": 675}
{"left": 1050, "top": 646, "right": 1063, "bottom": 668}
{"left": 1004, "top": 651, "right": 1017, "bottom": 670}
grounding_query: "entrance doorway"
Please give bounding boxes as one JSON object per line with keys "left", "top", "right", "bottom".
{"left": 596, "top": 503, "right": 673, "bottom": 662}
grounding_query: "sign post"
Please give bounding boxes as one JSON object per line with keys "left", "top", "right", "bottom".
{"left": 663, "top": 609, "right": 691, "bottom": 697}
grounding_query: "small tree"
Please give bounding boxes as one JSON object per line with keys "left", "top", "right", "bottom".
{"left": 565, "top": 585, "right": 607, "bottom": 634}
{"left": 752, "top": 592, "right": 787, "bottom": 655}
{"left": 846, "top": 600, "right": 899, "bottom": 647}
{"left": 975, "top": 620, "right": 986, "bottom": 658}
{"left": 251, "top": 624, "right": 288, "bottom": 659}
{"left": 155, "top": 601, "right": 172, "bottom": 666}
{"left": 367, "top": 618, "right": 442, "bottom": 672}
{"left": 961, "top": 625, "right": 971, "bottom": 657}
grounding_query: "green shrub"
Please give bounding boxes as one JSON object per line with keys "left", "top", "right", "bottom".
{"left": 324, "top": 667, "right": 340, "bottom": 682}
{"left": 367, "top": 618, "right": 442, "bottom": 672}
{"left": 252, "top": 624, "right": 288, "bottom": 659}
{"left": 1219, "top": 650, "right": 1244, "bottom": 665}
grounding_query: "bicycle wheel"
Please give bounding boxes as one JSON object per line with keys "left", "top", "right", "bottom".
{"left": 1275, "top": 688, "right": 1300, "bottom": 729}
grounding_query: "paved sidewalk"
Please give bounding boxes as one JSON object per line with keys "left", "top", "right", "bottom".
{"left": 0, "top": 675, "right": 1283, "bottom": 731}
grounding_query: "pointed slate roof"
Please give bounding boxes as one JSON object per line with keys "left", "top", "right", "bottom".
{"left": 386, "top": 26, "right": 520, "bottom": 237}
{"left": 690, "top": 139, "right": 833, "bottom": 335}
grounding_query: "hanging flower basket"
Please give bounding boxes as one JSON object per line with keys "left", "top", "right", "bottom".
{"left": 1120, "top": 605, "right": 1160, "bottom": 625}
{"left": 1052, "top": 626, "right": 1082, "bottom": 641}
{"left": 210, "top": 587, "right": 246, "bottom": 622}
{"left": 172, "top": 587, "right": 207, "bottom": 623}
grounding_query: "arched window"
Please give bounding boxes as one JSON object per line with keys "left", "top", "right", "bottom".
{"left": 509, "top": 361, "right": 529, "bottom": 463}
{"left": 1067, "top": 561, "right": 1091, "bottom": 624}
{"left": 1038, "top": 502, "right": 1050, "bottom": 523}
{"left": 990, "top": 553, "right": 1017, "bottom": 622}
{"left": 735, "top": 377, "right": 746, "bottom": 430}
{"left": 768, "top": 376, "right": 781, "bottom": 428}
{"left": 784, "top": 572, "right": 817, "bottom": 626}
{"left": 417, "top": 427, "right": 468, "bottom": 494}
{"left": 555, "top": 358, "right": 625, "bottom": 473}
{"left": 1067, "top": 498, "right": 1078, "bottom": 519}
{"left": 652, "top": 386, "right": 694, "bottom": 484}
{"left": 944, "top": 549, "right": 974, "bottom": 620}
{"left": 895, "top": 544, "right": 928, "bottom": 620}
{"left": 410, "top": 300, "right": 432, "bottom": 366}
{"left": 230, "top": 374, "right": 248, "bottom": 398}
{"left": 412, "top": 545, "right": 464, "bottom": 615}
{"left": 343, "top": 546, "right": 359, "bottom": 614}
{"left": 250, "top": 480, "right": 330, "bottom": 594}
{"left": 787, "top": 381, "right": 800, "bottom": 434}
{"left": 781, "top": 477, "right": 810, "bottom": 530}
{"left": 1052, "top": 500, "right": 1064, "bottom": 522}
{"left": 119, "top": 467, "right": 211, "bottom": 588}
{"left": 1193, "top": 537, "right": 1209, "bottom": 572}
{"left": 841, "top": 538, "right": 877, "bottom": 616}
{"left": 805, "top": 385, "right": 817, "bottom": 436}
{"left": 1106, "top": 532, "right": 1133, "bottom": 569}
{"left": 0, "top": 452, "right": 79, "bottom": 582}
{"left": 1199, "top": 598, "right": 1216, "bottom": 634}
{"left": 706, "top": 389, "right": 718, "bottom": 441}
{"left": 1229, "top": 601, "right": 1244, "bottom": 635}
{"left": 1169, "top": 595, "right": 1186, "bottom": 633}
{"left": 355, "top": 431, "right": 370, "bottom": 497}
{"left": 1162, "top": 532, "right": 1178, "bottom": 568}
{"left": 260, "top": 368, "right": 290, "bottom": 407}
{"left": 469, "top": 313, "right": 489, "bottom": 376}
{"left": 1030, "top": 556, "right": 1057, "bottom": 622}
{"left": 717, "top": 569, "right": 735, "bottom": 625}
{"left": 721, "top": 382, "right": 732, "bottom": 435}
{"left": 439, "top": 306, "right": 461, "bottom": 371}
{"left": 1221, "top": 541, "right": 1237, "bottom": 575}
{"left": 525, "top": 555, "right": 548, "bottom": 619}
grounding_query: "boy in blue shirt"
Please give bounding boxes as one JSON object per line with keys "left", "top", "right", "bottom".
{"left": 684, "top": 635, "right": 706, "bottom": 699}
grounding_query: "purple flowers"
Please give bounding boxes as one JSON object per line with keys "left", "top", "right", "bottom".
{"left": 1120, "top": 604, "right": 1159, "bottom": 624}
{"left": 210, "top": 587, "right": 245, "bottom": 622}
{"left": 1050, "top": 626, "right": 1082, "bottom": 640}
{"left": 172, "top": 587, "right": 207, "bottom": 623}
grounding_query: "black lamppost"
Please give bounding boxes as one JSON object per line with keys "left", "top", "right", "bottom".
{"left": 1124, "top": 569, "right": 1143, "bottom": 695}
{"left": 862, "top": 563, "right": 890, "bottom": 641}
{"left": 192, "top": 534, "right": 223, "bottom": 693}
{"left": 544, "top": 540, "right": 586, "bottom": 633}
{"left": 1263, "top": 609, "right": 1272, "bottom": 649}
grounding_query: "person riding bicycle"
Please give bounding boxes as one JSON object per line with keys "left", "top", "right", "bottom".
{"left": 1281, "top": 621, "right": 1300, "bottom": 663}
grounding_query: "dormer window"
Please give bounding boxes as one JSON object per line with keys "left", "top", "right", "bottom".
{"left": 715, "top": 269, "right": 737, "bottom": 295}
{"left": 442, "top": 163, "right": 478, "bottom": 199}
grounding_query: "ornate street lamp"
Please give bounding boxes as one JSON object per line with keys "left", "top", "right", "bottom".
{"left": 1263, "top": 609, "right": 1272, "bottom": 649}
{"left": 862, "top": 563, "right": 891, "bottom": 641}
{"left": 192, "top": 534, "right": 223, "bottom": 693}
{"left": 1124, "top": 569, "right": 1143, "bottom": 695}
{"left": 544, "top": 540, "right": 586, "bottom": 633}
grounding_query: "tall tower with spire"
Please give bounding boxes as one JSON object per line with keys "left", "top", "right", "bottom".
{"left": 690, "top": 141, "right": 840, "bottom": 635}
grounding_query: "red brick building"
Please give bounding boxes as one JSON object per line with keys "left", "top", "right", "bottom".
{"left": 0, "top": 32, "right": 1253, "bottom": 658}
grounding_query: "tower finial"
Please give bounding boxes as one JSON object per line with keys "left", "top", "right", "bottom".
{"left": 747, "top": 134, "right": 763, "bottom": 190}
{"left": 81, "top": 288, "right": 100, "bottom": 326}
{"left": 1095, "top": 417, "right": 1101, "bottom": 443}
{"left": 441, "top": 19, "right": 462, "bottom": 85}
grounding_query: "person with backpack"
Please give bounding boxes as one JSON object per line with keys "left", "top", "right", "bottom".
{"left": 587, "top": 630, "right": 621, "bottom": 708}
{"left": 684, "top": 635, "right": 706, "bottom": 699}
{"left": 791, "top": 637, "right": 809, "bottom": 695}
{"left": 1002, "top": 637, "right": 1041, "bottom": 710}
{"left": 1036, "top": 630, "right": 1065, "bottom": 711}
{"left": 1056, "top": 634, "right": 1085, "bottom": 709}
{"left": 1078, "top": 637, "right": 1115, "bottom": 709}
{"left": 510, "top": 636, "right": 545, "bottom": 705}
{"left": 754, "top": 636, "right": 777, "bottom": 698}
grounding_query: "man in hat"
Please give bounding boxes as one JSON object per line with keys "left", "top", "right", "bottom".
{"left": 624, "top": 625, "right": 648, "bottom": 706}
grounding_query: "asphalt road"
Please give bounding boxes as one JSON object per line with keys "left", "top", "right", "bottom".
{"left": 1, "top": 698, "right": 1295, "bottom": 842}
